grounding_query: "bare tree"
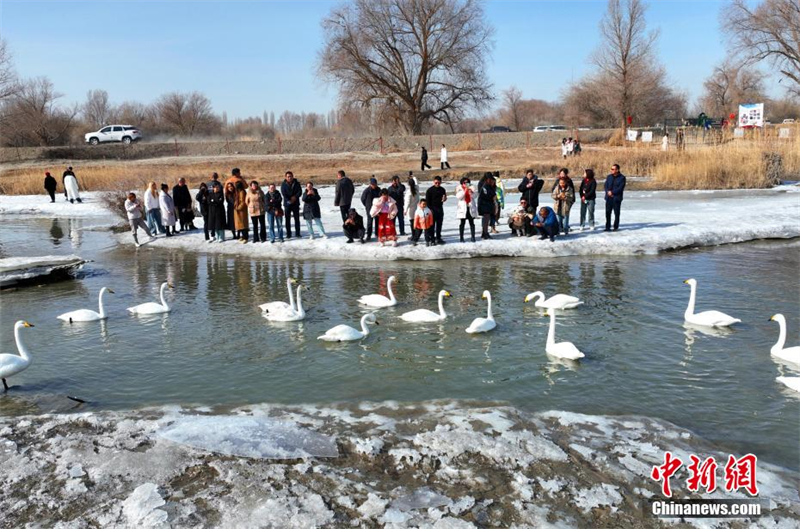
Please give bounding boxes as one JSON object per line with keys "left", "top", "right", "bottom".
{"left": 0, "top": 77, "right": 78, "bottom": 146}
{"left": 155, "top": 91, "right": 219, "bottom": 136}
{"left": 501, "top": 86, "right": 524, "bottom": 131}
{"left": 699, "top": 59, "right": 765, "bottom": 116}
{"left": 319, "top": 0, "right": 494, "bottom": 135}
{"left": 722, "top": 0, "right": 800, "bottom": 97}
{"left": 82, "top": 89, "right": 113, "bottom": 128}
{"left": 0, "top": 38, "right": 18, "bottom": 101}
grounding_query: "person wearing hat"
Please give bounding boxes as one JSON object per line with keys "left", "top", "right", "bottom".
{"left": 44, "top": 171, "right": 57, "bottom": 203}
{"left": 424, "top": 176, "right": 447, "bottom": 244}
{"left": 342, "top": 207, "right": 365, "bottom": 243}
{"left": 360, "top": 176, "right": 381, "bottom": 241}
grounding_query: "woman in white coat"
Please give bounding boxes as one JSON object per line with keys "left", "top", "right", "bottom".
{"left": 404, "top": 174, "right": 419, "bottom": 236}
{"left": 456, "top": 177, "right": 478, "bottom": 243}
{"left": 64, "top": 172, "right": 81, "bottom": 203}
{"left": 159, "top": 183, "right": 178, "bottom": 236}
{"left": 144, "top": 181, "right": 165, "bottom": 235}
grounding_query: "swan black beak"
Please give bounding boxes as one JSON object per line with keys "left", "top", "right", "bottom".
{"left": 683, "top": 280, "right": 689, "bottom": 284}
{"left": 24, "top": 322, "right": 34, "bottom": 328}
{"left": 374, "top": 321, "right": 380, "bottom": 325}
{"left": 108, "top": 289, "right": 116, "bottom": 294}
{"left": 168, "top": 283, "right": 174, "bottom": 289}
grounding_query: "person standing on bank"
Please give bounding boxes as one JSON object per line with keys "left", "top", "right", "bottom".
{"left": 604, "top": 164, "right": 626, "bottom": 231}
{"left": 124, "top": 192, "right": 154, "bottom": 247}
{"left": 44, "top": 171, "right": 57, "bottom": 203}
{"left": 343, "top": 208, "right": 365, "bottom": 243}
{"left": 159, "top": 183, "right": 178, "bottom": 236}
{"left": 421, "top": 146, "right": 432, "bottom": 171}
{"left": 266, "top": 183, "right": 284, "bottom": 243}
{"left": 246, "top": 180, "right": 267, "bottom": 243}
{"left": 225, "top": 167, "right": 247, "bottom": 190}
{"left": 477, "top": 172, "right": 496, "bottom": 239}
{"left": 370, "top": 188, "right": 398, "bottom": 246}
{"left": 456, "top": 177, "right": 477, "bottom": 243}
{"left": 281, "top": 171, "right": 302, "bottom": 239}
{"left": 518, "top": 169, "right": 543, "bottom": 212}
{"left": 425, "top": 176, "right": 447, "bottom": 245}
{"left": 578, "top": 169, "right": 597, "bottom": 231}
{"left": 440, "top": 144, "right": 451, "bottom": 170}
{"left": 207, "top": 182, "right": 227, "bottom": 242}
{"left": 207, "top": 172, "right": 222, "bottom": 190}
{"left": 172, "top": 177, "right": 195, "bottom": 232}
{"left": 334, "top": 169, "right": 354, "bottom": 222}
{"left": 233, "top": 181, "right": 249, "bottom": 243}
{"left": 412, "top": 198, "right": 435, "bottom": 246}
{"left": 302, "top": 182, "right": 327, "bottom": 239}
{"left": 388, "top": 175, "right": 406, "bottom": 236}
{"left": 551, "top": 175, "right": 575, "bottom": 235}
{"left": 196, "top": 183, "right": 211, "bottom": 241}
{"left": 224, "top": 182, "right": 237, "bottom": 239}
{"left": 405, "top": 173, "right": 419, "bottom": 236}
{"left": 62, "top": 166, "right": 75, "bottom": 201}
{"left": 361, "top": 177, "right": 381, "bottom": 242}
{"left": 144, "top": 181, "right": 164, "bottom": 235}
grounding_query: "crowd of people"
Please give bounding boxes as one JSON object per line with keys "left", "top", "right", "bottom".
{"left": 560, "top": 137, "right": 582, "bottom": 158}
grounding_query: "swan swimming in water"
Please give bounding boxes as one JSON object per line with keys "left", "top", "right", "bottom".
{"left": 769, "top": 314, "right": 800, "bottom": 366}
{"left": 127, "top": 282, "right": 174, "bottom": 315}
{"left": 264, "top": 285, "right": 306, "bottom": 322}
{"left": 358, "top": 275, "right": 397, "bottom": 308}
{"left": 318, "top": 313, "right": 378, "bottom": 342}
{"left": 683, "top": 279, "right": 740, "bottom": 328}
{"left": 466, "top": 290, "right": 496, "bottom": 334}
{"left": 524, "top": 291, "right": 583, "bottom": 310}
{"left": 400, "top": 290, "right": 450, "bottom": 323}
{"left": 545, "top": 310, "right": 584, "bottom": 360}
{"left": 259, "top": 278, "right": 297, "bottom": 313}
{"left": 0, "top": 321, "right": 34, "bottom": 391}
{"left": 57, "top": 287, "right": 115, "bottom": 323}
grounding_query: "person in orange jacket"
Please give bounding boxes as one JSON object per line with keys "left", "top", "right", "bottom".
{"left": 411, "top": 198, "right": 435, "bottom": 247}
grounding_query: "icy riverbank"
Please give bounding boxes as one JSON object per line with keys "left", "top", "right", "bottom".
{"left": 0, "top": 255, "right": 87, "bottom": 287}
{"left": 1, "top": 401, "right": 797, "bottom": 527}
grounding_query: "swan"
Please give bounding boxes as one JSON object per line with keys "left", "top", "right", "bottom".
{"left": 1, "top": 321, "right": 34, "bottom": 391}
{"left": 57, "top": 287, "right": 115, "bottom": 323}
{"left": 358, "top": 275, "right": 397, "bottom": 308}
{"left": 776, "top": 377, "right": 800, "bottom": 393}
{"left": 545, "top": 309, "right": 584, "bottom": 360}
{"left": 400, "top": 290, "right": 451, "bottom": 323}
{"left": 524, "top": 291, "right": 583, "bottom": 310}
{"left": 259, "top": 278, "right": 297, "bottom": 312}
{"left": 264, "top": 286, "right": 306, "bottom": 322}
{"left": 127, "top": 282, "right": 174, "bottom": 315}
{"left": 683, "top": 279, "right": 740, "bottom": 328}
{"left": 466, "top": 290, "right": 496, "bottom": 334}
{"left": 769, "top": 314, "right": 800, "bottom": 365}
{"left": 318, "top": 313, "right": 378, "bottom": 342}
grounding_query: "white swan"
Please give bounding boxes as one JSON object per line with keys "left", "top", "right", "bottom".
{"left": 776, "top": 377, "right": 800, "bottom": 393}
{"left": 318, "top": 313, "right": 378, "bottom": 342}
{"left": 524, "top": 291, "right": 583, "bottom": 310}
{"left": 400, "top": 290, "right": 451, "bottom": 323}
{"left": 683, "top": 279, "right": 740, "bottom": 328}
{"left": 57, "top": 287, "right": 115, "bottom": 322}
{"left": 1, "top": 321, "right": 34, "bottom": 391}
{"left": 770, "top": 314, "right": 800, "bottom": 365}
{"left": 264, "top": 286, "right": 306, "bottom": 322}
{"left": 466, "top": 290, "right": 496, "bottom": 334}
{"left": 128, "top": 282, "right": 173, "bottom": 315}
{"left": 358, "top": 275, "right": 397, "bottom": 308}
{"left": 545, "top": 309, "right": 584, "bottom": 360}
{"left": 259, "top": 278, "right": 297, "bottom": 313}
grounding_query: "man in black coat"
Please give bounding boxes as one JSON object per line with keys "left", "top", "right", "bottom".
{"left": 172, "top": 177, "right": 195, "bottom": 231}
{"left": 334, "top": 169, "right": 355, "bottom": 221}
{"left": 44, "top": 171, "right": 57, "bottom": 202}
{"left": 425, "top": 175, "right": 448, "bottom": 244}
{"left": 421, "top": 147, "right": 431, "bottom": 171}
{"left": 388, "top": 175, "right": 406, "bottom": 236}
{"left": 360, "top": 177, "right": 381, "bottom": 241}
{"left": 281, "top": 171, "right": 302, "bottom": 238}
{"left": 342, "top": 208, "right": 366, "bottom": 243}
{"left": 604, "top": 164, "right": 626, "bottom": 231}
{"left": 518, "top": 169, "right": 544, "bottom": 211}
{"left": 206, "top": 172, "right": 221, "bottom": 191}
{"left": 62, "top": 166, "right": 75, "bottom": 201}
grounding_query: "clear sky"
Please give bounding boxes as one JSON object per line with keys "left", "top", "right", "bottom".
{"left": 0, "top": 0, "right": 776, "bottom": 119}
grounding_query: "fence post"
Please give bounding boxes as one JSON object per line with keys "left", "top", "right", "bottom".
{"left": 174, "top": 138, "right": 179, "bottom": 157}
{"left": 379, "top": 136, "right": 384, "bottom": 155}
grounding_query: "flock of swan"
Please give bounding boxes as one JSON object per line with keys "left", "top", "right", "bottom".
{"left": 1, "top": 277, "right": 799, "bottom": 394}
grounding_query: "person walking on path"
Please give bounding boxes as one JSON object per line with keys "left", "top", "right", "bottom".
{"left": 334, "top": 170, "right": 355, "bottom": 222}
{"left": 388, "top": 175, "right": 406, "bottom": 236}
{"left": 207, "top": 182, "right": 227, "bottom": 242}
{"left": 411, "top": 198, "right": 435, "bottom": 246}
{"left": 172, "top": 178, "right": 195, "bottom": 232}
{"left": 533, "top": 206, "right": 560, "bottom": 241}
{"left": 196, "top": 183, "right": 211, "bottom": 241}
{"left": 246, "top": 180, "right": 267, "bottom": 243}
{"left": 477, "top": 172, "right": 497, "bottom": 239}
{"left": 404, "top": 173, "right": 419, "bottom": 236}
{"left": 266, "top": 183, "right": 285, "bottom": 243}
{"left": 224, "top": 182, "right": 237, "bottom": 239}
{"left": 440, "top": 144, "right": 451, "bottom": 170}
{"left": 456, "top": 177, "right": 477, "bottom": 243}
{"left": 343, "top": 208, "right": 365, "bottom": 243}
{"left": 281, "top": 171, "right": 302, "bottom": 239}
{"left": 370, "top": 188, "right": 399, "bottom": 246}
{"left": 159, "top": 183, "right": 178, "bottom": 236}
{"left": 44, "top": 171, "right": 57, "bottom": 203}
{"left": 302, "top": 182, "right": 327, "bottom": 239}
{"left": 518, "top": 169, "right": 544, "bottom": 212}
{"left": 62, "top": 166, "right": 75, "bottom": 201}
{"left": 420, "top": 147, "right": 432, "bottom": 171}
{"left": 233, "top": 181, "right": 249, "bottom": 243}
{"left": 425, "top": 175, "right": 447, "bottom": 245}
{"left": 578, "top": 169, "right": 597, "bottom": 231}
{"left": 604, "top": 164, "right": 626, "bottom": 231}
{"left": 361, "top": 177, "right": 381, "bottom": 242}
{"left": 124, "top": 192, "right": 154, "bottom": 247}
{"left": 144, "top": 181, "right": 165, "bottom": 235}
{"left": 551, "top": 175, "right": 575, "bottom": 235}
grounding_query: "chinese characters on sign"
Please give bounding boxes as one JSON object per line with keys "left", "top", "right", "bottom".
{"left": 650, "top": 452, "right": 758, "bottom": 498}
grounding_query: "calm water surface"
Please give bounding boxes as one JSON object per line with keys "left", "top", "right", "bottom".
{"left": 1, "top": 217, "right": 798, "bottom": 469}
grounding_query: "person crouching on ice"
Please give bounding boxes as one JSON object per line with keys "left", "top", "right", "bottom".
{"left": 411, "top": 199, "right": 434, "bottom": 247}
{"left": 533, "top": 206, "right": 559, "bottom": 242}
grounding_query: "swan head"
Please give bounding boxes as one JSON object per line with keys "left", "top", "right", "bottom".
{"left": 167, "top": 283, "right": 174, "bottom": 289}
{"left": 524, "top": 291, "right": 544, "bottom": 303}
{"left": 364, "top": 313, "right": 379, "bottom": 325}
{"left": 388, "top": 275, "right": 396, "bottom": 284}
{"left": 683, "top": 279, "right": 696, "bottom": 286}
{"left": 442, "top": 290, "right": 451, "bottom": 298}
{"left": 481, "top": 290, "right": 491, "bottom": 300}
{"left": 770, "top": 314, "right": 785, "bottom": 323}
{"left": 16, "top": 321, "right": 34, "bottom": 329}
{"left": 101, "top": 287, "right": 115, "bottom": 294}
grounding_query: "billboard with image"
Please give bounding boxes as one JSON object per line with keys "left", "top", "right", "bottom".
{"left": 738, "top": 103, "right": 764, "bottom": 128}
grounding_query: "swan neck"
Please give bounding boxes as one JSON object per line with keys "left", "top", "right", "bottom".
{"left": 99, "top": 289, "right": 106, "bottom": 318}
{"left": 15, "top": 324, "right": 30, "bottom": 361}
{"left": 438, "top": 292, "right": 446, "bottom": 318}
{"left": 685, "top": 282, "right": 696, "bottom": 318}
{"left": 533, "top": 292, "right": 544, "bottom": 306}
{"left": 295, "top": 286, "right": 304, "bottom": 315}
{"left": 160, "top": 283, "right": 169, "bottom": 310}
{"left": 774, "top": 318, "right": 786, "bottom": 353}
{"left": 485, "top": 293, "right": 493, "bottom": 320}
{"left": 288, "top": 280, "right": 296, "bottom": 310}
{"left": 387, "top": 278, "right": 396, "bottom": 302}
{"left": 360, "top": 315, "right": 370, "bottom": 336}
{"left": 547, "top": 311, "right": 556, "bottom": 346}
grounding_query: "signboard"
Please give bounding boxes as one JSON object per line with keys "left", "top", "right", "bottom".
{"left": 738, "top": 103, "right": 764, "bottom": 128}
{"left": 641, "top": 131, "right": 653, "bottom": 143}
{"left": 733, "top": 128, "right": 745, "bottom": 138}
{"left": 779, "top": 128, "right": 791, "bottom": 139}
{"left": 626, "top": 129, "right": 639, "bottom": 142}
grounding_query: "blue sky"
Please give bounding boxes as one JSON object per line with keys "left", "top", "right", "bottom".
{"left": 0, "top": 0, "right": 775, "bottom": 119}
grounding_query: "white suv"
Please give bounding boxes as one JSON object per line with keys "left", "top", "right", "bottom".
{"left": 85, "top": 125, "right": 142, "bottom": 145}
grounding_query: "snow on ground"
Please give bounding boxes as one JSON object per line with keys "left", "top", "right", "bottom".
{"left": 0, "top": 192, "right": 110, "bottom": 217}
{"left": 0, "top": 255, "right": 86, "bottom": 287}
{"left": 1, "top": 401, "right": 797, "bottom": 528}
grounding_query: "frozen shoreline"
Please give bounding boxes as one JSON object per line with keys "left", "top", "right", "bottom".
{"left": 1, "top": 400, "right": 797, "bottom": 527}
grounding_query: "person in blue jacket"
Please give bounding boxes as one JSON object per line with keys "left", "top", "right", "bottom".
{"left": 533, "top": 206, "right": 559, "bottom": 241}
{"left": 603, "top": 163, "right": 626, "bottom": 231}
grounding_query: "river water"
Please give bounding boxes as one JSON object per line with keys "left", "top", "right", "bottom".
{"left": 0, "top": 216, "right": 798, "bottom": 470}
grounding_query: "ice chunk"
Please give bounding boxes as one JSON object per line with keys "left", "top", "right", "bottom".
{"left": 0, "top": 255, "right": 86, "bottom": 287}
{"left": 357, "top": 493, "right": 388, "bottom": 519}
{"left": 122, "top": 483, "right": 168, "bottom": 527}
{"left": 572, "top": 483, "right": 623, "bottom": 513}
{"left": 158, "top": 415, "right": 338, "bottom": 459}
{"left": 391, "top": 487, "right": 452, "bottom": 512}
{"left": 68, "top": 464, "right": 85, "bottom": 478}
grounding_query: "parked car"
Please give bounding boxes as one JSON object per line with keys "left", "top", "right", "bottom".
{"left": 549, "top": 125, "right": 567, "bottom": 131}
{"left": 532, "top": 125, "right": 550, "bottom": 132}
{"left": 782, "top": 119, "right": 796, "bottom": 124}
{"left": 85, "top": 125, "right": 142, "bottom": 145}
{"left": 481, "top": 126, "right": 512, "bottom": 133}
